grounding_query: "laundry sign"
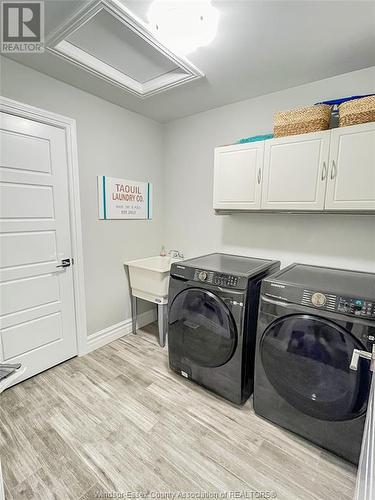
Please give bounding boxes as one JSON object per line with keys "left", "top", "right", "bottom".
{"left": 97, "top": 176, "right": 152, "bottom": 220}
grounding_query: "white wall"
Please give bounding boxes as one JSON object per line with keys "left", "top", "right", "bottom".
{"left": 1, "top": 59, "right": 374, "bottom": 341}
{"left": 163, "top": 66, "right": 375, "bottom": 272}
{"left": 0, "top": 56, "right": 164, "bottom": 336}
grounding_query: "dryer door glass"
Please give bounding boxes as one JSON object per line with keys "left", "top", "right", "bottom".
{"left": 261, "top": 314, "right": 371, "bottom": 421}
{"left": 169, "top": 288, "right": 237, "bottom": 368}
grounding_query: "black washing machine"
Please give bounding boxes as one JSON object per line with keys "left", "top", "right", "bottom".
{"left": 254, "top": 263, "right": 375, "bottom": 464}
{"left": 168, "top": 253, "right": 280, "bottom": 404}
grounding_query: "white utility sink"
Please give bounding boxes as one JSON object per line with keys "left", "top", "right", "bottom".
{"left": 125, "top": 255, "right": 179, "bottom": 304}
{"left": 125, "top": 255, "right": 182, "bottom": 347}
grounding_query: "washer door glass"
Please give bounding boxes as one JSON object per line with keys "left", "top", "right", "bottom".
{"left": 261, "top": 314, "right": 371, "bottom": 421}
{"left": 169, "top": 288, "right": 237, "bottom": 368}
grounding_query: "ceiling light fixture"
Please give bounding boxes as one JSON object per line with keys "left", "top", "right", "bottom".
{"left": 147, "top": 0, "right": 219, "bottom": 56}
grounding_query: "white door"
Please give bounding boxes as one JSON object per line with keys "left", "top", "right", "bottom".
{"left": 325, "top": 122, "right": 375, "bottom": 211}
{"left": 0, "top": 111, "right": 77, "bottom": 385}
{"left": 213, "top": 142, "right": 264, "bottom": 210}
{"left": 261, "top": 131, "right": 330, "bottom": 210}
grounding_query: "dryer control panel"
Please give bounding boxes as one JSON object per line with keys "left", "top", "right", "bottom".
{"left": 193, "top": 269, "right": 241, "bottom": 288}
{"left": 301, "top": 289, "right": 375, "bottom": 319}
{"left": 171, "top": 263, "right": 249, "bottom": 290}
{"left": 337, "top": 296, "right": 375, "bottom": 319}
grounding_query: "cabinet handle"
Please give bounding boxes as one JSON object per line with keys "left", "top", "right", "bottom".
{"left": 331, "top": 160, "right": 337, "bottom": 180}
{"left": 321, "top": 161, "right": 327, "bottom": 181}
{"left": 257, "top": 168, "right": 261, "bottom": 184}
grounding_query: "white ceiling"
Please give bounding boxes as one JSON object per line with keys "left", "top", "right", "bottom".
{"left": 4, "top": 0, "right": 375, "bottom": 122}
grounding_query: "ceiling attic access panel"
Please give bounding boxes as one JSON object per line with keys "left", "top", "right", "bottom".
{"left": 47, "top": 0, "right": 204, "bottom": 98}
{"left": 67, "top": 10, "right": 178, "bottom": 83}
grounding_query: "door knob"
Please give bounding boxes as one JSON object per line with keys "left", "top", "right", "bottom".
{"left": 56, "top": 258, "right": 72, "bottom": 268}
{"left": 350, "top": 349, "right": 373, "bottom": 371}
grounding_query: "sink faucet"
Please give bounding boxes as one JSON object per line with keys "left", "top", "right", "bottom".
{"left": 169, "top": 249, "right": 184, "bottom": 259}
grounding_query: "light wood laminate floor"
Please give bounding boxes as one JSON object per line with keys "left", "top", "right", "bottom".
{"left": 1, "top": 323, "right": 357, "bottom": 500}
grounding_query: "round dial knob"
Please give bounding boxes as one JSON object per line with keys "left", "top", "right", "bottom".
{"left": 198, "top": 271, "right": 208, "bottom": 281}
{"left": 311, "top": 292, "right": 327, "bottom": 307}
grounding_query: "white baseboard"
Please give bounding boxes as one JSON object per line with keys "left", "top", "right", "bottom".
{"left": 86, "top": 309, "right": 157, "bottom": 354}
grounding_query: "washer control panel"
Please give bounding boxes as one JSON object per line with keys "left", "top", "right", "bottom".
{"left": 193, "top": 269, "right": 239, "bottom": 288}
{"left": 301, "top": 289, "right": 375, "bottom": 319}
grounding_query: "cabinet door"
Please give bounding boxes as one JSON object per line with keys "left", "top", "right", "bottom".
{"left": 325, "top": 123, "right": 375, "bottom": 210}
{"left": 213, "top": 142, "right": 264, "bottom": 210}
{"left": 261, "top": 132, "right": 330, "bottom": 210}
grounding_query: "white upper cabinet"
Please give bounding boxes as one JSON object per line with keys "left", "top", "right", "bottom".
{"left": 261, "top": 131, "right": 330, "bottom": 210}
{"left": 325, "top": 122, "right": 375, "bottom": 210}
{"left": 213, "top": 122, "right": 375, "bottom": 212}
{"left": 213, "top": 141, "right": 264, "bottom": 210}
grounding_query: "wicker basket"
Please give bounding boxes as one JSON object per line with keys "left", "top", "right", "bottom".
{"left": 339, "top": 95, "right": 375, "bottom": 127}
{"left": 273, "top": 104, "right": 331, "bottom": 138}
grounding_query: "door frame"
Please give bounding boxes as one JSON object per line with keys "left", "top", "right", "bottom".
{"left": 0, "top": 96, "right": 88, "bottom": 356}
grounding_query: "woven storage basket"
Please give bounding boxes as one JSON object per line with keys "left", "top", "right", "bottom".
{"left": 339, "top": 95, "right": 375, "bottom": 127}
{"left": 273, "top": 104, "right": 331, "bottom": 138}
